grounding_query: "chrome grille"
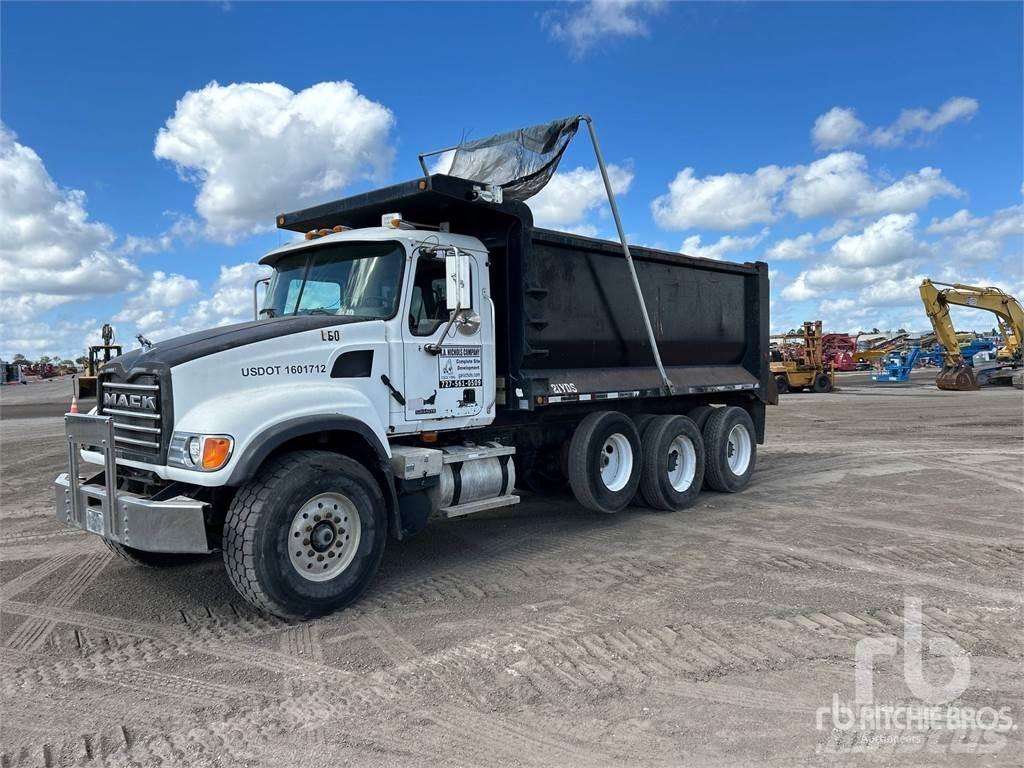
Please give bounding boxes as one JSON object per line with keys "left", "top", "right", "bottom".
{"left": 100, "top": 376, "right": 162, "bottom": 454}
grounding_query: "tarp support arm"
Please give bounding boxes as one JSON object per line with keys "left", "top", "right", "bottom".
{"left": 581, "top": 115, "right": 674, "bottom": 395}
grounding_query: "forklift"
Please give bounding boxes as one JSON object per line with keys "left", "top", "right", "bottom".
{"left": 76, "top": 323, "right": 122, "bottom": 399}
{"left": 770, "top": 320, "right": 833, "bottom": 394}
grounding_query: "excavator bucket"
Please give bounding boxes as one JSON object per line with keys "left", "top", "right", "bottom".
{"left": 935, "top": 363, "right": 979, "bottom": 391}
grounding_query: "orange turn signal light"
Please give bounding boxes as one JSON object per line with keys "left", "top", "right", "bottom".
{"left": 201, "top": 437, "right": 233, "bottom": 470}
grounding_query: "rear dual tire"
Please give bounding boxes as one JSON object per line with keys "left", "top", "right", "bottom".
{"left": 702, "top": 406, "right": 757, "bottom": 493}
{"left": 638, "top": 415, "right": 705, "bottom": 511}
{"left": 568, "top": 411, "right": 643, "bottom": 513}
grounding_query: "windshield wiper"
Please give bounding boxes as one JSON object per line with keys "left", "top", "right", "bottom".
{"left": 258, "top": 308, "right": 277, "bottom": 318}
{"left": 299, "top": 308, "right": 337, "bottom": 316}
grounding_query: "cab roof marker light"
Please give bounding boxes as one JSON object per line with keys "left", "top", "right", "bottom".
{"left": 382, "top": 213, "right": 414, "bottom": 230}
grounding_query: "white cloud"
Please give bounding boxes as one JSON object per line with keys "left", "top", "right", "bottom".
{"left": 0, "top": 123, "right": 141, "bottom": 318}
{"left": 928, "top": 204, "right": 1024, "bottom": 263}
{"left": 154, "top": 81, "right": 395, "bottom": 243}
{"left": 812, "top": 107, "right": 866, "bottom": 151}
{"left": 780, "top": 214, "right": 929, "bottom": 301}
{"left": 652, "top": 165, "right": 790, "bottom": 230}
{"left": 984, "top": 204, "right": 1024, "bottom": 240}
{"left": 528, "top": 164, "right": 633, "bottom": 233}
{"left": 113, "top": 271, "right": 200, "bottom": 322}
{"left": 681, "top": 228, "right": 768, "bottom": 261}
{"left": 654, "top": 152, "right": 960, "bottom": 232}
{"left": 765, "top": 233, "right": 816, "bottom": 261}
{"left": 0, "top": 316, "right": 103, "bottom": 362}
{"left": 545, "top": 0, "right": 664, "bottom": 57}
{"left": 115, "top": 262, "right": 270, "bottom": 345}
{"left": 811, "top": 97, "right": 979, "bottom": 151}
{"left": 926, "top": 208, "right": 985, "bottom": 235}
{"left": 861, "top": 167, "right": 961, "bottom": 215}
{"left": 831, "top": 213, "right": 928, "bottom": 267}
{"left": 785, "top": 152, "right": 960, "bottom": 220}
{"left": 779, "top": 201, "right": 1022, "bottom": 334}
{"left": 870, "top": 97, "right": 979, "bottom": 148}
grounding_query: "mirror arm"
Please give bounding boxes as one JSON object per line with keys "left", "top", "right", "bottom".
{"left": 425, "top": 301, "right": 463, "bottom": 355}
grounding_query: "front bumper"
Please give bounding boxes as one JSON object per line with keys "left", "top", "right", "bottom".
{"left": 55, "top": 414, "right": 210, "bottom": 554}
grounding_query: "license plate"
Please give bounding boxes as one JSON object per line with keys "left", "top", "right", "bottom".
{"left": 86, "top": 507, "right": 104, "bottom": 535}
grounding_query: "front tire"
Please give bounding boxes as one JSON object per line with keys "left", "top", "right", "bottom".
{"left": 568, "top": 411, "right": 642, "bottom": 513}
{"left": 639, "top": 415, "right": 705, "bottom": 511}
{"left": 812, "top": 372, "right": 832, "bottom": 393}
{"left": 223, "top": 450, "right": 387, "bottom": 619}
{"left": 702, "top": 406, "right": 757, "bottom": 493}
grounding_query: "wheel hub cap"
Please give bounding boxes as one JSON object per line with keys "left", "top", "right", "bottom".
{"left": 725, "top": 424, "right": 752, "bottom": 475}
{"left": 288, "top": 492, "right": 361, "bottom": 582}
{"left": 666, "top": 435, "right": 697, "bottom": 492}
{"left": 310, "top": 521, "right": 336, "bottom": 552}
{"left": 599, "top": 433, "right": 633, "bottom": 492}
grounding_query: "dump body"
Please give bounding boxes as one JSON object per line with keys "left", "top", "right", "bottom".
{"left": 509, "top": 229, "right": 768, "bottom": 406}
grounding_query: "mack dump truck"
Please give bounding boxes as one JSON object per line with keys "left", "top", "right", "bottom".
{"left": 56, "top": 170, "right": 771, "bottom": 619}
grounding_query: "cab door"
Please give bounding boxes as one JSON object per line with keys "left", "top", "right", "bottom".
{"left": 401, "top": 248, "right": 484, "bottom": 421}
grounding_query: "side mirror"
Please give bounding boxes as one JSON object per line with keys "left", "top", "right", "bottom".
{"left": 445, "top": 248, "right": 471, "bottom": 311}
{"left": 456, "top": 310, "right": 481, "bottom": 336}
{"left": 253, "top": 277, "right": 271, "bottom": 319}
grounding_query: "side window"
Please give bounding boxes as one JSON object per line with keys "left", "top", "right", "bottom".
{"left": 409, "top": 256, "right": 449, "bottom": 336}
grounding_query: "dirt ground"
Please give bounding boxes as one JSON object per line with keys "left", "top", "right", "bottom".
{"left": 1, "top": 374, "right": 1021, "bottom": 767}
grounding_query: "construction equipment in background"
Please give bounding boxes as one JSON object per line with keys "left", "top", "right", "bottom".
{"left": 872, "top": 347, "right": 921, "bottom": 384}
{"left": 919, "top": 280, "right": 1023, "bottom": 390}
{"left": 921, "top": 337, "right": 995, "bottom": 369}
{"left": 770, "top": 320, "right": 833, "bottom": 393}
{"left": 821, "top": 333, "right": 859, "bottom": 371}
{"left": 853, "top": 333, "right": 909, "bottom": 369}
{"left": 76, "top": 323, "right": 122, "bottom": 399}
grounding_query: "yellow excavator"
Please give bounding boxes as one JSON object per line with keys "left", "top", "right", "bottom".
{"left": 919, "top": 280, "right": 1023, "bottom": 390}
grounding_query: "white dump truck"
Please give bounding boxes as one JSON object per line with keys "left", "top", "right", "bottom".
{"left": 56, "top": 120, "right": 771, "bottom": 618}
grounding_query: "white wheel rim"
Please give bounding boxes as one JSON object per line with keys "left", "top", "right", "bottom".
{"left": 288, "top": 492, "right": 361, "bottom": 582}
{"left": 599, "top": 433, "right": 633, "bottom": 492}
{"left": 726, "top": 424, "right": 752, "bottom": 475}
{"left": 666, "top": 435, "right": 697, "bottom": 492}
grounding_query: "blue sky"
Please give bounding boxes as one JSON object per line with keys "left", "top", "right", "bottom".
{"left": 1, "top": 1, "right": 1021, "bottom": 359}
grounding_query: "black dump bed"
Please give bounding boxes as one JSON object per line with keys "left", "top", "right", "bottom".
{"left": 278, "top": 175, "right": 770, "bottom": 411}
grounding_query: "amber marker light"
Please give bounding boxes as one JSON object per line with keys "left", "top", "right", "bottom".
{"left": 201, "top": 437, "right": 233, "bottom": 471}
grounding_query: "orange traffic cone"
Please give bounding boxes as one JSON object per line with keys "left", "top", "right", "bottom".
{"left": 69, "top": 396, "right": 79, "bottom": 414}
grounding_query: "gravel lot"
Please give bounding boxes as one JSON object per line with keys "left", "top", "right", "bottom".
{"left": 1, "top": 375, "right": 1021, "bottom": 767}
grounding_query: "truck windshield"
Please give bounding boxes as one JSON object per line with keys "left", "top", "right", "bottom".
{"left": 261, "top": 242, "right": 404, "bottom": 319}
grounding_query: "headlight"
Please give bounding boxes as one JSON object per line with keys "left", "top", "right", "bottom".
{"left": 169, "top": 432, "right": 234, "bottom": 472}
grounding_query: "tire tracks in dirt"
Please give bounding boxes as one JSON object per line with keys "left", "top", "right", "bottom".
{"left": 684, "top": 524, "right": 1021, "bottom": 604}
{"left": 5, "top": 552, "right": 110, "bottom": 652}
